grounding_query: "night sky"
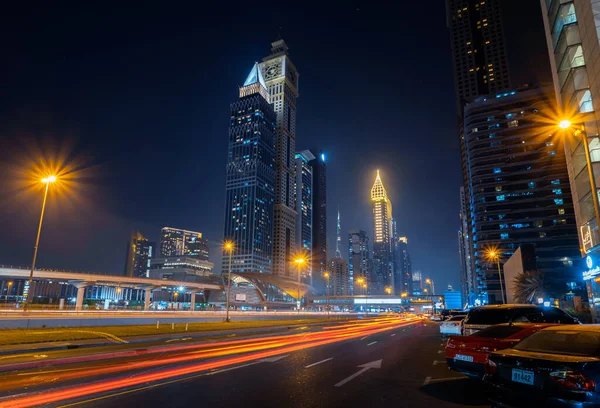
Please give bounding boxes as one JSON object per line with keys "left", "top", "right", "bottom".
{"left": 0, "top": 1, "right": 549, "bottom": 290}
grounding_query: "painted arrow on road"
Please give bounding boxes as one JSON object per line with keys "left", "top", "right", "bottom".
{"left": 334, "top": 360, "right": 382, "bottom": 387}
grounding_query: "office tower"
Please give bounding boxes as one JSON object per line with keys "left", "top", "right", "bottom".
{"left": 222, "top": 62, "right": 276, "bottom": 275}
{"left": 412, "top": 270, "right": 423, "bottom": 295}
{"left": 160, "top": 227, "right": 209, "bottom": 261}
{"left": 397, "top": 237, "right": 412, "bottom": 295}
{"left": 328, "top": 258, "right": 350, "bottom": 296}
{"left": 335, "top": 208, "right": 342, "bottom": 259}
{"left": 259, "top": 40, "right": 300, "bottom": 278}
{"left": 371, "top": 170, "right": 394, "bottom": 294}
{"left": 295, "top": 150, "right": 314, "bottom": 284}
{"left": 446, "top": 0, "right": 511, "bottom": 111}
{"left": 540, "top": 0, "right": 600, "bottom": 317}
{"left": 458, "top": 186, "right": 475, "bottom": 305}
{"left": 124, "top": 231, "right": 154, "bottom": 278}
{"left": 310, "top": 151, "right": 327, "bottom": 294}
{"left": 349, "top": 229, "right": 370, "bottom": 296}
{"left": 464, "top": 86, "right": 580, "bottom": 303}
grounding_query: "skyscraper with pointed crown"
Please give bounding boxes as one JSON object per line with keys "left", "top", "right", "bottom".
{"left": 371, "top": 170, "right": 395, "bottom": 293}
{"left": 222, "top": 62, "right": 276, "bottom": 275}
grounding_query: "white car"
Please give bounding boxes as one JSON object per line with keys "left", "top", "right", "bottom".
{"left": 440, "top": 315, "right": 465, "bottom": 335}
{"left": 429, "top": 314, "right": 443, "bottom": 321}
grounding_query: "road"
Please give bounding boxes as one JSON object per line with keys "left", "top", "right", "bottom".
{"left": 0, "top": 317, "right": 490, "bottom": 407}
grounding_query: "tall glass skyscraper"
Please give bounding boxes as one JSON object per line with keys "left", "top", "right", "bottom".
{"left": 259, "top": 40, "right": 300, "bottom": 278}
{"left": 295, "top": 150, "right": 314, "bottom": 284}
{"left": 160, "top": 227, "right": 209, "bottom": 260}
{"left": 397, "top": 237, "right": 412, "bottom": 295}
{"left": 222, "top": 63, "right": 276, "bottom": 275}
{"left": 124, "top": 231, "right": 154, "bottom": 278}
{"left": 309, "top": 151, "right": 327, "bottom": 294}
{"left": 349, "top": 229, "right": 370, "bottom": 296}
{"left": 371, "top": 170, "right": 394, "bottom": 294}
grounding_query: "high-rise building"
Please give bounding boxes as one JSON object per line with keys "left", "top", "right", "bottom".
{"left": 464, "top": 86, "right": 581, "bottom": 303}
{"left": 310, "top": 151, "right": 327, "bottom": 294}
{"left": 540, "top": 0, "right": 600, "bottom": 318}
{"left": 412, "top": 270, "right": 423, "bottom": 295}
{"left": 371, "top": 170, "right": 394, "bottom": 294}
{"left": 349, "top": 229, "right": 370, "bottom": 296}
{"left": 397, "top": 237, "right": 412, "bottom": 295}
{"left": 295, "top": 150, "right": 314, "bottom": 284}
{"left": 458, "top": 186, "right": 475, "bottom": 305}
{"left": 160, "top": 227, "right": 209, "bottom": 260}
{"left": 124, "top": 231, "right": 154, "bottom": 278}
{"left": 259, "top": 40, "right": 300, "bottom": 278}
{"left": 222, "top": 62, "right": 276, "bottom": 275}
{"left": 446, "top": 0, "right": 511, "bottom": 112}
{"left": 328, "top": 258, "right": 350, "bottom": 296}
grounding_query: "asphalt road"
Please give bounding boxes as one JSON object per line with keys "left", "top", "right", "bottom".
{"left": 0, "top": 318, "right": 492, "bottom": 408}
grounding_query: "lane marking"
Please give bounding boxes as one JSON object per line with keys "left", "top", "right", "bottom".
{"left": 367, "top": 341, "right": 377, "bottom": 346}
{"left": 360, "top": 336, "right": 367, "bottom": 340}
{"left": 423, "top": 376, "right": 431, "bottom": 385}
{"left": 305, "top": 357, "right": 333, "bottom": 368}
{"left": 390, "top": 333, "right": 396, "bottom": 337}
{"left": 437, "top": 350, "right": 443, "bottom": 354}
{"left": 433, "top": 360, "right": 447, "bottom": 365}
{"left": 334, "top": 360, "right": 382, "bottom": 387}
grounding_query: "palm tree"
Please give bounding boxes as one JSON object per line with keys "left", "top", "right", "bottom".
{"left": 512, "top": 269, "right": 547, "bottom": 304}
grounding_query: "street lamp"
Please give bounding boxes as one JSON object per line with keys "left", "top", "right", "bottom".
{"left": 485, "top": 249, "right": 505, "bottom": 304}
{"left": 401, "top": 292, "right": 408, "bottom": 298}
{"left": 558, "top": 119, "right": 600, "bottom": 245}
{"left": 425, "top": 278, "right": 435, "bottom": 296}
{"left": 294, "top": 257, "right": 306, "bottom": 313}
{"left": 323, "top": 272, "right": 330, "bottom": 316}
{"left": 385, "top": 286, "right": 392, "bottom": 295}
{"left": 224, "top": 241, "right": 234, "bottom": 323}
{"left": 363, "top": 283, "right": 368, "bottom": 311}
{"left": 5, "top": 282, "right": 13, "bottom": 305}
{"left": 26, "top": 175, "right": 58, "bottom": 311}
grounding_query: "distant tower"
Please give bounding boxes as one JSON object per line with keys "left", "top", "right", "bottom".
{"left": 222, "top": 62, "right": 276, "bottom": 274}
{"left": 295, "top": 150, "right": 314, "bottom": 284}
{"left": 259, "top": 40, "right": 300, "bottom": 278}
{"left": 124, "top": 231, "right": 154, "bottom": 278}
{"left": 349, "top": 229, "right": 370, "bottom": 296}
{"left": 371, "top": 170, "right": 394, "bottom": 294}
{"left": 309, "top": 151, "right": 327, "bottom": 294}
{"left": 335, "top": 207, "right": 342, "bottom": 259}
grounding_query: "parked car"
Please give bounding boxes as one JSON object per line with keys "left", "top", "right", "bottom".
{"left": 446, "top": 323, "right": 556, "bottom": 379}
{"left": 485, "top": 325, "right": 600, "bottom": 407}
{"left": 462, "top": 304, "right": 579, "bottom": 336}
{"left": 440, "top": 315, "right": 466, "bottom": 336}
{"left": 430, "top": 314, "right": 443, "bottom": 321}
{"left": 445, "top": 311, "right": 468, "bottom": 321}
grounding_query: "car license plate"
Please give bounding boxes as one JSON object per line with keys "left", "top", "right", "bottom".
{"left": 512, "top": 369, "right": 534, "bottom": 385}
{"left": 455, "top": 354, "right": 474, "bottom": 362}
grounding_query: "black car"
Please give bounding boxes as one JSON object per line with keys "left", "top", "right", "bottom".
{"left": 463, "top": 304, "right": 579, "bottom": 335}
{"left": 484, "top": 325, "right": 600, "bottom": 407}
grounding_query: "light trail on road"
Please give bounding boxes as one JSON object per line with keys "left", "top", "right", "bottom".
{"left": 0, "top": 316, "right": 421, "bottom": 408}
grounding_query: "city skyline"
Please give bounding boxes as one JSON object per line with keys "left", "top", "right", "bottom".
{"left": 0, "top": 1, "right": 546, "bottom": 292}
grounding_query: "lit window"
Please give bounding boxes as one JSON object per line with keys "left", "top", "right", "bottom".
{"left": 554, "top": 198, "right": 564, "bottom": 205}
{"left": 495, "top": 186, "right": 502, "bottom": 192}
{"left": 553, "top": 188, "right": 562, "bottom": 195}
{"left": 551, "top": 179, "right": 561, "bottom": 185}
{"left": 494, "top": 168, "right": 502, "bottom": 174}
{"left": 539, "top": 232, "right": 547, "bottom": 238}
{"left": 496, "top": 195, "right": 505, "bottom": 201}
{"left": 500, "top": 233, "right": 509, "bottom": 240}
{"left": 558, "top": 208, "right": 565, "bottom": 215}
{"left": 528, "top": 182, "right": 535, "bottom": 189}
{"left": 507, "top": 120, "right": 519, "bottom": 127}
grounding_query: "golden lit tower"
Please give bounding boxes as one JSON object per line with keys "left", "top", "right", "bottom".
{"left": 371, "top": 170, "right": 394, "bottom": 293}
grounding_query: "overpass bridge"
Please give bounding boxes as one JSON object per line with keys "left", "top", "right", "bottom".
{"left": 0, "top": 267, "right": 222, "bottom": 311}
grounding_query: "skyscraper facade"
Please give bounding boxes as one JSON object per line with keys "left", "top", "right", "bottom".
{"left": 349, "top": 229, "right": 370, "bottom": 296}
{"left": 160, "top": 227, "right": 209, "bottom": 260}
{"left": 459, "top": 186, "right": 476, "bottom": 303}
{"left": 295, "top": 150, "right": 314, "bottom": 284}
{"left": 124, "top": 231, "right": 154, "bottom": 278}
{"left": 259, "top": 40, "right": 300, "bottom": 278}
{"left": 310, "top": 151, "right": 327, "bottom": 294}
{"left": 222, "top": 63, "right": 276, "bottom": 275}
{"left": 412, "top": 270, "right": 423, "bottom": 295}
{"left": 540, "top": 0, "right": 600, "bottom": 318}
{"left": 465, "top": 86, "right": 581, "bottom": 303}
{"left": 397, "top": 237, "right": 412, "bottom": 295}
{"left": 328, "top": 258, "right": 350, "bottom": 296}
{"left": 371, "top": 170, "right": 394, "bottom": 294}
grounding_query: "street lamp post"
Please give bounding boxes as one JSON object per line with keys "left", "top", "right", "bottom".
{"left": 559, "top": 120, "right": 600, "bottom": 240}
{"left": 425, "top": 278, "right": 435, "bottom": 296}
{"left": 323, "top": 272, "right": 330, "bottom": 317}
{"left": 486, "top": 250, "right": 505, "bottom": 304}
{"left": 363, "top": 283, "right": 368, "bottom": 312}
{"left": 26, "top": 175, "right": 57, "bottom": 311}
{"left": 5, "top": 282, "right": 12, "bottom": 305}
{"left": 224, "top": 241, "right": 234, "bottom": 323}
{"left": 294, "top": 258, "right": 305, "bottom": 313}
{"left": 385, "top": 286, "right": 392, "bottom": 295}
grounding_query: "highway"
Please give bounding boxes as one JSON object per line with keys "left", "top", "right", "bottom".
{"left": 0, "top": 316, "right": 490, "bottom": 407}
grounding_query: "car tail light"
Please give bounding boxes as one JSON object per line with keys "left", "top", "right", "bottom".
{"left": 485, "top": 359, "right": 497, "bottom": 375}
{"left": 446, "top": 339, "right": 455, "bottom": 349}
{"left": 550, "top": 371, "right": 595, "bottom": 392}
{"left": 475, "top": 345, "right": 497, "bottom": 352}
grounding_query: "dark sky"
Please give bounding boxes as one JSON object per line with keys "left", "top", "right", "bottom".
{"left": 0, "top": 1, "right": 549, "bottom": 290}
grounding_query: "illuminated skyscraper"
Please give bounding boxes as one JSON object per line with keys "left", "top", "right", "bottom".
{"left": 349, "top": 229, "right": 370, "bottom": 296}
{"left": 124, "top": 231, "right": 154, "bottom": 278}
{"left": 397, "top": 237, "right": 412, "bottom": 295}
{"left": 222, "top": 62, "right": 276, "bottom": 274}
{"left": 310, "top": 151, "right": 327, "bottom": 294}
{"left": 295, "top": 150, "right": 314, "bottom": 283}
{"left": 371, "top": 170, "right": 394, "bottom": 294}
{"left": 259, "top": 40, "right": 300, "bottom": 278}
{"left": 160, "top": 227, "right": 209, "bottom": 260}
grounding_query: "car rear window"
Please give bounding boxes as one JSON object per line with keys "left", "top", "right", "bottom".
{"left": 472, "top": 325, "right": 528, "bottom": 338}
{"left": 514, "top": 330, "right": 600, "bottom": 357}
{"left": 448, "top": 316, "right": 465, "bottom": 321}
{"left": 465, "top": 307, "right": 577, "bottom": 325}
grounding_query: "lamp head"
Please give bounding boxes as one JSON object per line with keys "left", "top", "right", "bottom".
{"left": 558, "top": 119, "right": 572, "bottom": 129}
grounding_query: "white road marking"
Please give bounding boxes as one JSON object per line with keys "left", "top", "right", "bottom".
{"left": 428, "top": 376, "right": 466, "bottom": 384}
{"left": 305, "top": 358, "right": 333, "bottom": 368}
{"left": 423, "top": 376, "right": 431, "bottom": 385}
{"left": 334, "top": 360, "right": 382, "bottom": 387}
{"left": 433, "top": 360, "right": 447, "bottom": 365}
{"left": 437, "top": 350, "right": 443, "bottom": 354}
{"left": 367, "top": 341, "right": 377, "bottom": 346}
{"left": 360, "top": 336, "right": 368, "bottom": 340}
{"left": 390, "top": 333, "right": 396, "bottom": 337}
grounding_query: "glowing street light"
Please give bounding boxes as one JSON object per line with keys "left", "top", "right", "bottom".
{"left": 323, "top": 271, "right": 330, "bottom": 316}
{"left": 223, "top": 241, "right": 234, "bottom": 323}
{"left": 5, "top": 282, "right": 13, "bottom": 305}
{"left": 294, "top": 257, "right": 306, "bottom": 313}
{"left": 25, "top": 175, "right": 58, "bottom": 310}
{"left": 401, "top": 292, "right": 408, "bottom": 298}
{"left": 385, "top": 286, "right": 392, "bottom": 295}
{"left": 485, "top": 248, "right": 505, "bottom": 304}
